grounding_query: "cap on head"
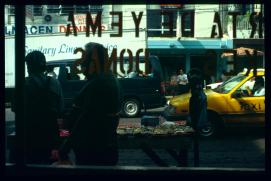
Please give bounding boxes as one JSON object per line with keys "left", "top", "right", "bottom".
{"left": 25, "top": 51, "right": 46, "bottom": 74}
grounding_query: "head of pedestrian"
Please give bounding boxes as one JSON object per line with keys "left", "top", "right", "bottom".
{"left": 25, "top": 50, "right": 46, "bottom": 75}
{"left": 81, "top": 42, "right": 107, "bottom": 79}
{"left": 188, "top": 68, "right": 204, "bottom": 95}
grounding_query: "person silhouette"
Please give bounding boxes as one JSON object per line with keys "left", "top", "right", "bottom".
{"left": 24, "top": 51, "right": 64, "bottom": 164}
{"left": 177, "top": 68, "right": 188, "bottom": 94}
{"left": 63, "top": 42, "right": 122, "bottom": 165}
{"left": 187, "top": 68, "right": 208, "bottom": 167}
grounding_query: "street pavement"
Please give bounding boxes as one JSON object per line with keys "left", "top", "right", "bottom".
{"left": 117, "top": 127, "right": 265, "bottom": 168}
{"left": 5, "top": 108, "right": 265, "bottom": 168}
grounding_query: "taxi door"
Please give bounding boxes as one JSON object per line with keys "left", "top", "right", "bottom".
{"left": 225, "top": 76, "right": 265, "bottom": 125}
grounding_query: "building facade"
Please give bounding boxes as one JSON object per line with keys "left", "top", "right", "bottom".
{"left": 146, "top": 4, "right": 264, "bottom": 85}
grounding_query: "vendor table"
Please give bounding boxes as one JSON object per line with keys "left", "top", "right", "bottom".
{"left": 7, "top": 129, "right": 198, "bottom": 167}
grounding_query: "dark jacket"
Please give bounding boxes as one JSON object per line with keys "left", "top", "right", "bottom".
{"left": 67, "top": 72, "right": 121, "bottom": 165}
{"left": 24, "top": 73, "right": 64, "bottom": 151}
{"left": 189, "top": 89, "right": 208, "bottom": 129}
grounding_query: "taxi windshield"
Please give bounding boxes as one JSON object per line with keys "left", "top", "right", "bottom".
{"left": 213, "top": 74, "right": 247, "bottom": 94}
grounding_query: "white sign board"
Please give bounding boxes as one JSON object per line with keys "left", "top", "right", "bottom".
{"left": 5, "top": 31, "right": 146, "bottom": 88}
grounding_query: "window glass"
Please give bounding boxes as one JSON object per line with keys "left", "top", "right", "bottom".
{"left": 5, "top": 4, "right": 265, "bottom": 173}
{"left": 214, "top": 74, "right": 246, "bottom": 94}
{"left": 5, "top": 5, "right": 15, "bottom": 163}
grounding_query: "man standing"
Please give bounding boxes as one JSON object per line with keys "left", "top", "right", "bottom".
{"left": 65, "top": 42, "right": 122, "bottom": 166}
{"left": 177, "top": 68, "right": 188, "bottom": 94}
{"left": 188, "top": 68, "right": 208, "bottom": 166}
{"left": 24, "top": 51, "right": 64, "bottom": 164}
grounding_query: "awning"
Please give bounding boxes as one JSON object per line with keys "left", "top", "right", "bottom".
{"left": 221, "top": 47, "right": 264, "bottom": 58}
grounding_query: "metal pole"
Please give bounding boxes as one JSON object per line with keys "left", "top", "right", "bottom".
{"left": 261, "top": 4, "right": 265, "bottom": 68}
{"left": 194, "top": 129, "right": 199, "bottom": 167}
{"left": 15, "top": 5, "right": 25, "bottom": 167}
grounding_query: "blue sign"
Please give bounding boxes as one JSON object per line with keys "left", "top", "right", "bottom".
{"left": 5, "top": 25, "right": 54, "bottom": 36}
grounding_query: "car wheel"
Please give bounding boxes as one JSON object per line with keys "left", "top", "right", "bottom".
{"left": 122, "top": 98, "right": 141, "bottom": 117}
{"left": 199, "top": 112, "right": 223, "bottom": 138}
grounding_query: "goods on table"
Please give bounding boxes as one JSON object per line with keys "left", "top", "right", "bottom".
{"left": 117, "top": 124, "right": 194, "bottom": 136}
{"left": 58, "top": 120, "right": 193, "bottom": 137}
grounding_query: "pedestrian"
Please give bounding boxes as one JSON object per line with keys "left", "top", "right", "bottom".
{"left": 177, "top": 68, "right": 188, "bottom": 94}
{"left": 24, "top": 50, "right": 64, "bottom": 164}
{"left": 62, "top": 42, "right": 122, "bottom": 166}
{"left": 188, "top": 68, "right": 208, "bottom": 130}
{"left": 177, "top": 68, "right": 188, "bottom": 86}
{"left": 187, "top": 68, "right": 208, "bottom": 167}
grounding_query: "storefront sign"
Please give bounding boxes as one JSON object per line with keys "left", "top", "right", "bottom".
{"left": 59, "top": 24, "right": 107, "bottom": 33}
{"left": 5, "top": 25, "right": 58, "bottom": 36}
{"left": 4, "top": 24, "right": 108, "bottom": 36}
{"left": 5, "top": 31, "right": 146, "bottom": 87}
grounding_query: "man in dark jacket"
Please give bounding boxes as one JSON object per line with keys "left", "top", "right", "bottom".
{"left": 24, "top": 51, "right": 64, "bottom": 164}
{"left": 66, "top": 42, "right": 122, "bottom": 165}
{"left": 188, "top": 69, "right": 208, "bottom": 130}
{"left": 187, "top": 68, "right": 208, "bottom": 166}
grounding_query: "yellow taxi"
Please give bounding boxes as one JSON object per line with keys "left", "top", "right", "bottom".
{"left": 163, "top": 69, "right": 265, "bottom": 137}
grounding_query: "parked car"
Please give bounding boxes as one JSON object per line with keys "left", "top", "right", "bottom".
{"left": 163, "top": 69, "right": 265, "bottom": 137}
{"left": 46, "top": 56, "right": 166, "bottom": 117}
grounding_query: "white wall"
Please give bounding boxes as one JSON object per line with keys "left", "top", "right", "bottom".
{"left": 122, "top": 5, "right": 147, "bottom": 31}
{"left": 194, "top": 5, "right": 219, "bottom": 38}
